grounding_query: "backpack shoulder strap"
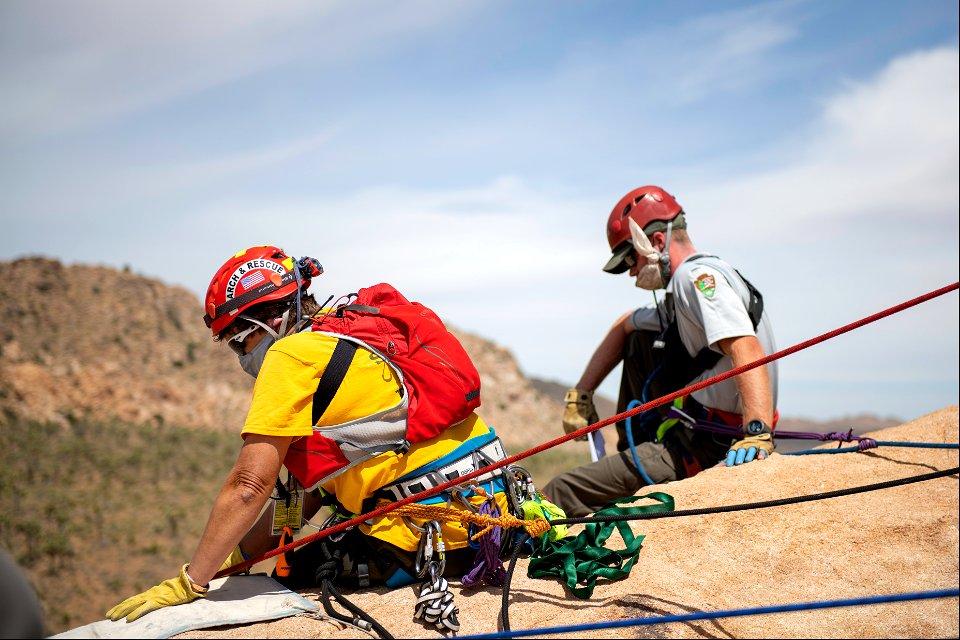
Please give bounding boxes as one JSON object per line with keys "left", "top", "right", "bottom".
{"left": 732, "top": 268, "right": 764, "bottom": 330}
{"left": 312, "top": 338, "right": 359, "bottom": 425}
{"left": 688, "top": 255, "right": 764, "bottom": 329}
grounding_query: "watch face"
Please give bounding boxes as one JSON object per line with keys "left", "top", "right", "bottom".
{"left": 746, "top": 420, "right": 766, "bottom": 436}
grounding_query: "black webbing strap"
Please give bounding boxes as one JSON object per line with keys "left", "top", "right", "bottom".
{"left": 339, "top": 304, "right": 380, "bottom": 315}
{"left": 653, "top": 267, "right": 767, "bottom": 377}
{"left": 735, "top": 269, "right": 765, "bottom": 330}
{"left": 312, "top": 339, "right": 358, "bottom": 424}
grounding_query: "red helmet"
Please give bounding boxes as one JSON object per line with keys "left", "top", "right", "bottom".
{"left": 203, "top": 245, "right": 322, "bottom": 336}
{"left": 603, "top": 185, "right": 683, "bottom": 274}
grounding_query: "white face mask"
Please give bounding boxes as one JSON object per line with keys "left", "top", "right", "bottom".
{"left": 628, "top": 218, "right": 672, "bottom": 290}
{"left": 235, "top": 309, "right": 292, "bottom": 379}
{"left": 238, "top": 332, "right": 276, "bottom": 378}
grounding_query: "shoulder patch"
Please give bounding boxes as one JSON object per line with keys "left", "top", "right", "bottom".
{"left": 695, "top": 273, "right": 716, "bottom": 298}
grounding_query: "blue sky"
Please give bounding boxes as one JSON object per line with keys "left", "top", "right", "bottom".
{"left": 1, "top": 0, "right": 957, "bottom": 422}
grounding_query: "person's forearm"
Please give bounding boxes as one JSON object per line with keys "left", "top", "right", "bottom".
{"left": 719, "top": 335, "right": 774, "bottom": 425}
{"left": 576, "top": 313, "right": 632, "bottom": 390}
{"left": 186, "top": 436, "right": 290, "bottom": 585}
{"left": 187, "top": 476, "right": 275, "bottom": 585}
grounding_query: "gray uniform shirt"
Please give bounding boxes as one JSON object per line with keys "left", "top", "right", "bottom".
{"left": 629, "top": 253, "right": 779, "bottom": 415}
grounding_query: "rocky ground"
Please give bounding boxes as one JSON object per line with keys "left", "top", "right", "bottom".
{"left": 173, "top": 406, "right": 959, "bottom": 640}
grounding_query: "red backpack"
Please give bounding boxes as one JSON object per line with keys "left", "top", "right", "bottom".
{"left": 283, "top": 283, "right": 483, "bottom": 489}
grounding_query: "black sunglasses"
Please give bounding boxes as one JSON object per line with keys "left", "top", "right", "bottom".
{"left": 226, "top": 323, "right": 260, "bottom": 356}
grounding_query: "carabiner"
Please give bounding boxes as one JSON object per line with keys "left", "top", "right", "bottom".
{"left": 415, "top": 524, "right": 434, "bottom": 578}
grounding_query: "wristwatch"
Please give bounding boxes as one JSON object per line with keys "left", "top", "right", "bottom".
{"left": 744, "top": 419, "right": 772, "bottom": 436}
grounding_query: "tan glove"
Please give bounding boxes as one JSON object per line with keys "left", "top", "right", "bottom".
{"left": 562, "top": 388, "right": 598, "bottom": 442}
{"left": 106, "top": 563, "right": 206, "bottom": 622}
{"left": 725, "top": 433, "right": 775, "bottom": 467}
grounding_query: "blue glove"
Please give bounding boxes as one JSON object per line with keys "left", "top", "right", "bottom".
{"left": 725, "top": 434, "right": 774, "bottom": 467}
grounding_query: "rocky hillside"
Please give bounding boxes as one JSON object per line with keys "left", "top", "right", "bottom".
{"left": 0, "top": 257, "right": 576, "bottom": 458}
{"left": 0, "top": 257, "right": 252, "bottom": 430}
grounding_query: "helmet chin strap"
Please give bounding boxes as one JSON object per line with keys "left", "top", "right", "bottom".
{"left": 659, "top": 220, "right": 673, "bottom": 286}
{"left": 292, "top": 261, "right": 304, "bottom": 328}
{"left": 238, "top": 308, "right": 292, "bottom": 341}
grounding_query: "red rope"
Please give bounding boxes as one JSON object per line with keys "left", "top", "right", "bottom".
{"left": 217, "top": 281, "right": 959, "bottom": 578}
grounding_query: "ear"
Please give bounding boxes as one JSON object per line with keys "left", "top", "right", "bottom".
{"left": 649, "top": 231, "right": 666, "bottom": 252}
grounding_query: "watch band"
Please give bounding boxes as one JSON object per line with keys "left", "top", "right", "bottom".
{"left": 744, "top": 419, "right": 772, "bottom": 436}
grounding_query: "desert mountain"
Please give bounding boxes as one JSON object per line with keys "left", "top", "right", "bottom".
{"left": 0, "top": 256, "right": 565, "bottom": 452}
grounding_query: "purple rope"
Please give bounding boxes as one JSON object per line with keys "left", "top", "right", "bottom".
{"left": 665, "top": 408, "right": 879, "bottom": 450}
{"left": 461, "top": 498, "right": 506, "bottom": 588}
{"left": 778, "top": 428, "right": 878, "bottom": 450}
{"left": 665, "top": 408, "right": 741, "bottom": 437}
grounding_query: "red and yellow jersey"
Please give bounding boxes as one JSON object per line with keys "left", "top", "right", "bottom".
{"left": 241, "top": 330, "right": 506, "bottom": 552}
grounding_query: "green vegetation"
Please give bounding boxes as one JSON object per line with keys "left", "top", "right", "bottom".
{"left": 0, "top": 413, "right": 238, "bottom": 635}
{"left": 0, "top": 411, "right": 592, "bottom": 635}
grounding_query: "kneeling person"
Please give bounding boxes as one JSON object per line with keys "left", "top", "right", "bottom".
{"left": 107, "top": 246, "right": 559, "bottom": 623}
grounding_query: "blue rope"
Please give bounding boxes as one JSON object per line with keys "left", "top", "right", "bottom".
{"left": 783, "top": 442, "right": 960, "bottom": 456}
{"left": 625, "top": 399, "right": 655, "bottom": 486}
{"left": 457, "top": 588, "right": 960, "bottom": 639}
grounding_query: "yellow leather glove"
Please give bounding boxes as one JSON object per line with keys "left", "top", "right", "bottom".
{"left": 562, "top": 388, "right": 597, "bottom": 442}
{"left": 725, "top": 433, "right": 775, "bottom": 467}
{"left": 106, "top": 564, "right": 206, "bottom": 622}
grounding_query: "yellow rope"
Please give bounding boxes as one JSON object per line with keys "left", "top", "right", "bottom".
{"left": 380, "top": 500, "right": 551, "bottom": 542}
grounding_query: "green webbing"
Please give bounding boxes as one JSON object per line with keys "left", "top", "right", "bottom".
{"left": 526, "top": 492, "right": 675, "bottom": 599}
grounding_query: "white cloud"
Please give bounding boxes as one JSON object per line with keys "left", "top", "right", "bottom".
{"left": 672, "top": 46, "right": 959, "bottom": 419}
{"left": 549, "top": 1, "right": 800, "bottom": 109}
{"left": 172, "top": 177, "right": 604, "bottom": 298}
{"left": 689, "top": 46, "right": 959, "bottom": 241}
{"left": 0, "top": 0, "right": 472, "bottom": 135}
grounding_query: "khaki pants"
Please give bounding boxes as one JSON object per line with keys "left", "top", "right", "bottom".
{"left": 544, "top": 330, "right": 735, "bottom": 518}
{"left": 542, "top": 446, "right": 679, "bottom": 518}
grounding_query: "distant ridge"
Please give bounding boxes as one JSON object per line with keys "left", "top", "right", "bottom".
{"left": 0, "top": 256, "right": 564, "bottom": 455}
{"left": 0, "top": 255, "right": 901, "bottom": 451}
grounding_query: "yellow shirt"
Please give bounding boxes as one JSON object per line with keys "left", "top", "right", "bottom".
{"left": 243, "top": 331, "right": 402, "bottom": 437}
{"left": 241, "top": 331, "right": 506, "bottom": 552}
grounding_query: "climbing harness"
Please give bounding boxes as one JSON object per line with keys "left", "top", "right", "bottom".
{"left": 378, "top": 438, "right": 509, "bottom": 503}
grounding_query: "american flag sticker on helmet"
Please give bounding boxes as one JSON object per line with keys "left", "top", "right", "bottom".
{"left": 240, "top": 271, "right": 265, "bottom": 289}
